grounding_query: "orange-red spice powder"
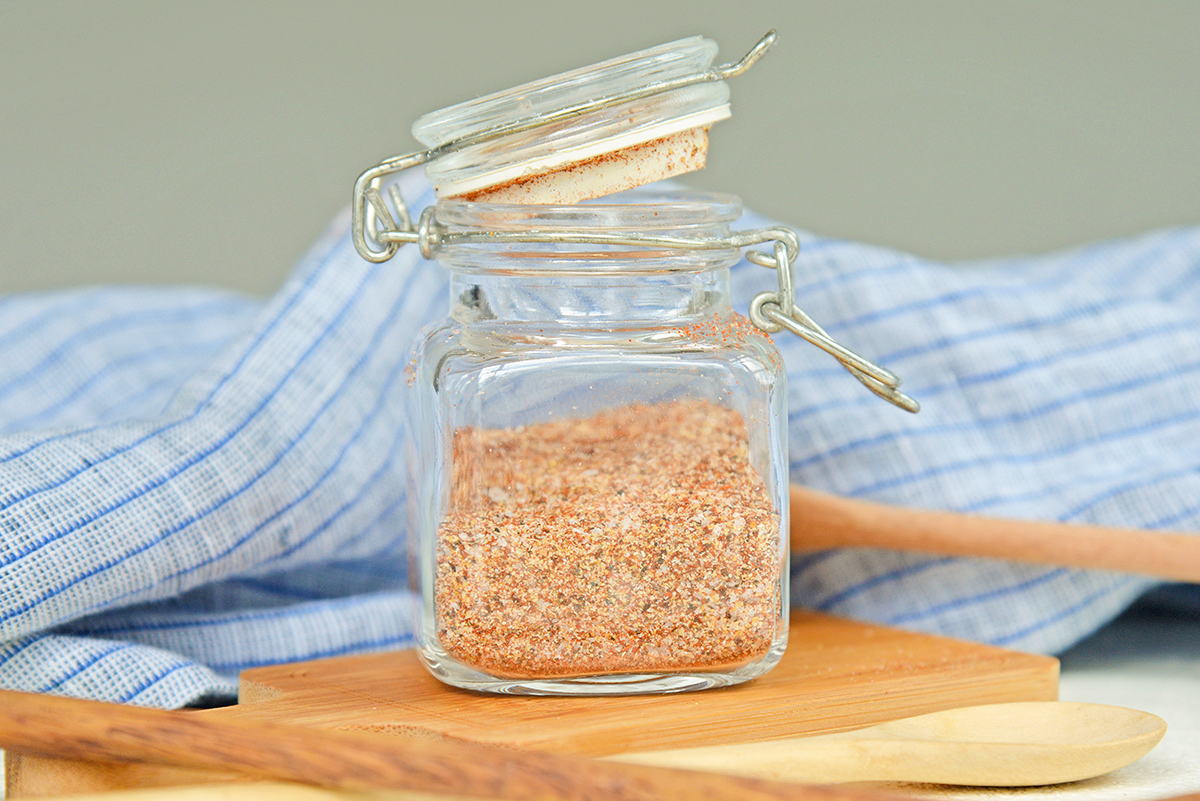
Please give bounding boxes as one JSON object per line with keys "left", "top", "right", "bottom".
{"left": 435, "top": 399, "right": 781, "bottom": 678}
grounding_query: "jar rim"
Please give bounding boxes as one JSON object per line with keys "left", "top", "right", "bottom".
{"left": 433, "top": 188, "right": 744, "bottom": 275}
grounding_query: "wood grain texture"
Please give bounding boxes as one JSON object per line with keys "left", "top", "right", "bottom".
{"left": 4, "top": 755, "right": 246, "bottom": 799}
{"left": 4, "top": 783, "right": 461, "bottom": 801}
{"left": 4, "top": 779, "right": 931, "bottom": 801}
{"left": 20, "top": 780, "right": 1200, "bottom": 801}
{"left": 0, "top": 687, "right": 906, "bottom": 801}
{"left": 613, "top": 701, "right": 1167, "bottom": 786}
{"left": 4, "top": 609, "right": 1056, "bottom": 796}
{"left": 230, "top": 612, "right": 1058, "bottom": 755}
{"left": 790, "top": 485, "right": 1200, "bottom": 582}
{"left": 3, "top": 613, "right": 1058, "bottom": 799}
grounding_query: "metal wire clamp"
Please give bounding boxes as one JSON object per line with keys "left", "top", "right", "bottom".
{"left": 351, "top": 31, "right": 777, "bottom": 264}
{"left": 352, "top": 31, "right": 918, "bottom": 413}
{"left": 376, "top": 208, "right": 920, "bottom": 413}
{"left": 745, "top": 239, "right": 920, "bottom": 413}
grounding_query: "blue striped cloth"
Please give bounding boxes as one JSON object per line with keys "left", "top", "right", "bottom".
{"left": 1, "top": 169, "right": 1198, "bottom": 708}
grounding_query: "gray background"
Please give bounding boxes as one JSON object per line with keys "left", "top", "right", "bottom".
{"left": 2, "top": 0, "right": 1198, "bottom": 296}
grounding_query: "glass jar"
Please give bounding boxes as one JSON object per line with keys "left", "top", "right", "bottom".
{"left": 407, "top": 190, "right": 791, "bottom": 695}
{"left": 359, "top": 30, "right": 917, "bottom": 695}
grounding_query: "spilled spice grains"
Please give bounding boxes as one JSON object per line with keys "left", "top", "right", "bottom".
{"left": 435, "top": 399, "right": 781, "bottom": 678}
{"left": 672, "top": 313, "right": 786, "bottom": 374}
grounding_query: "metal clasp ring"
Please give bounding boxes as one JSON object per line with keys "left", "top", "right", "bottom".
{"left": 746, "top": 239, "right": 919, "bottom": 413}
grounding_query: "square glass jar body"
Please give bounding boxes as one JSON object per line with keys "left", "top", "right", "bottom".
{"left": 406, "top": 192, "right": 789, "bottom": 695}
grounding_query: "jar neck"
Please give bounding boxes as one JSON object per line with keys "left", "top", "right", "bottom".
{"left": 434, "top": 189, "right": 743, "bottom": 327}
{"left": 448, "top": 269, "right": 732, "bottom": 326}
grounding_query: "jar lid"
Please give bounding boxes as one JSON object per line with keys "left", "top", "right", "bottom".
{"left": 412, "top": 37, "right": 731, "bottom": 201}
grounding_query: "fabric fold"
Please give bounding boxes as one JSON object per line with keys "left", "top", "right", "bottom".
{"left": 1, "top": 170, "right": 1198, "bottom": 707}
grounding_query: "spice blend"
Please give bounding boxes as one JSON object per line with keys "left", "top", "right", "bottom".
{"left": 435, "top": 398, "right": 781, "bottom": 678}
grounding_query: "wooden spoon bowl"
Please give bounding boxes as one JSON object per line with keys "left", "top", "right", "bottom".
{"left": 615, "top": 701, "right": 1168, "bottom": 787}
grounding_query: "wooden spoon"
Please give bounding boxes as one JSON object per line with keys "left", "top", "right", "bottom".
{"left": 614, "top": 701, "right": 1167, "bottom": 787}
{"left": 0, "top": 689, "right": 1163, "bottom": 794}
{"left": 790, "top": 484, "right": 1200, "bottom": 583}
{"left": 0, "top": 688, "right": 936, "bottom": 801}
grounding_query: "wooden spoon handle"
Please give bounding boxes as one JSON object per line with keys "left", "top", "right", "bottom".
{"left": 790, "top": 484, "right": 1200, "bottom": 582}
{"left": 22, "top": 780, "right": 1200, "bottom": 801}
{"left": 0, "top": 689, "right": 899, "bottom": 801}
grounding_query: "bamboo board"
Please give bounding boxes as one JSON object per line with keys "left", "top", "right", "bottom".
{"left": 6, "top": 612, "right": 1058, "bottom": 798}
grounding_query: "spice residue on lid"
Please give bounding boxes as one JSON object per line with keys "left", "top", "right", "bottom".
{"left": 454, "top": 127, "right": 711, "bottom": 206}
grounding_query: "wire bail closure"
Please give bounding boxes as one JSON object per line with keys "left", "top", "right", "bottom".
{"left": 746, "top": 239, "right": 920, "bottom": 413}
{"left": 374, "top": 210, "right": 919, "bottom": 413}
{"left": 350, "top": 31, "right": 918, "bottom": 413}
{"left": 352, "top": 31, "right": 777, "bottom": 265}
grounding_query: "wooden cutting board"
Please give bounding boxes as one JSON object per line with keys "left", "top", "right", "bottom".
{"left": 6, "top": 611, "right": 1058, "bottom": 798}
